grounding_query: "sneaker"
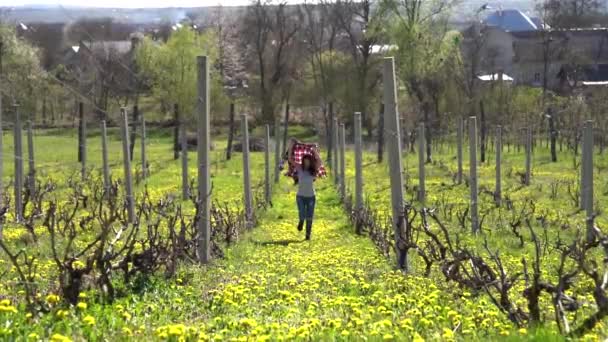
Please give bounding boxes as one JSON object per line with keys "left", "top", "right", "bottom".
{"left": 297, "top": 221, "right": 304, "bottom": 231}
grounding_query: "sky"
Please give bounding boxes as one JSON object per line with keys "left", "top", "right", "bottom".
{"left": 1, "top": 0, "right": 304, "bottom": 7}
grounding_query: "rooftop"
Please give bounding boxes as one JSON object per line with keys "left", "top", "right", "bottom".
{"left": 483, "top": 9, "right": 539, "bottom": 32}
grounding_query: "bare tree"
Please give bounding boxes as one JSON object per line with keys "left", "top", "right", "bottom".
{"left": 299, "top": 1, "right": 340, "bottom": 160}
{"left": 383, "top": 0, "right": 459, "bottom": 163}
{"left": 334, "top": 0, "right": 383, "bottom": 137}
{"left": 241, "top": 0, "right": 303, "bottom": 124}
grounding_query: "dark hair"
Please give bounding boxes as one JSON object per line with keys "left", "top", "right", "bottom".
{"left": 294, "top": 155, "right": 318, "bottom": 185}
{"left": 302, "top": 155, "right": 318, "bottom": 175}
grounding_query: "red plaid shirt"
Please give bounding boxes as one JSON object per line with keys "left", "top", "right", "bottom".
{"left": 284, "top": 142, "right": 327, "bottom": 178}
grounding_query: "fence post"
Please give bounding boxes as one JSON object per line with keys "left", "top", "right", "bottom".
{"left": 78, "top": 102, "right": 83, "bottom": 163}
{"left": 173, "top": 103, "right": 180, "bottom": 160}
{"left": 181, "top": 124, "right": 189, "bottom": 200}
{"left": 354, "top": 112, "right": 363, "bottom": 233}
{"left": 264, "top": 124, "right": 271, "bottom": 205}
{"left": 120, "top": 108, "right": 135, "bottom": 223}
{"left": 129, "top": 105, "right": 139, "bottom": 161}
{"left": 583, "top": 120, "right": 594, "bottom": 242}
{"left": 469, "top": 116, "right": 479, "bottom": 234}
{"left": 377, "top": 103, "right": 384, "bottom": 163}
{"left": 241, "top": 114, "right": 253, "bottom": 227}
{"left": 327, "top": 102, "right": 334, "bottom": 167}
{"left": 274, "top": 118, "right": 281, "bottom": 183}
{"left": 101, "top": 120, "right": 110, "bottom": 196}
{"left": 339, "top": 123, "right": 346, "bottom": 200}
{"left": 580, "top": 124, "right": 587, "bottom": 210}
{"left": 282, "top": 103, "right": 290, "bottom": 154}
{"left": 418, "top": 122, "right": 426, "bottom": 202}
{"left": 26, "top": 120, "right": 35, "bottom": 196}
{"left": 383, "top": 57, "right": 407, "bottom": 270}
{"left": 457, "top": 117, "right": 464, "bottom": 184}
{"left": 141, "top": 116, "right": 147, "bottom": 179}
{"left": 525, "top": 127, "right": 532, "bottom": 186}
{"left": 226, "top": 103, "right": 235, "bottom": 160}
{"left": 79, "top": 102, "right": 86, "bottom": 178}
{"left": 0, "top": 42, "right": 3, "bottom": 237}
{"left": 13, "top": 104, "right": 23, "bottom": 222}
{"left": 197, "top": 56, "right": 211, "bottom": 264}
{"left": 495, "top": 125, "right": 502, "bottom": 206}
{"left": 333, "top": 117, "right": 339, "bottom": 185}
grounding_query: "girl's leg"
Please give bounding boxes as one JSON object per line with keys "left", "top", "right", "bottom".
{"left": 305, "top": 196, "right": 316, "bottom": 240}
{"left": 296, "top": 196, "right": 305, "bottom": 230}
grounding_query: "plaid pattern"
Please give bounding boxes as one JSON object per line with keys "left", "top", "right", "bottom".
{"left": 285, "top": 143, "right": 327, "bottom": 178}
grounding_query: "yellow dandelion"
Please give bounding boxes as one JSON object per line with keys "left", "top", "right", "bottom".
{"left": 83, "top": 315, "right": 96, "bottom": 327}
{"left": 50, "top": 334, "right": 72, "bottom": 342}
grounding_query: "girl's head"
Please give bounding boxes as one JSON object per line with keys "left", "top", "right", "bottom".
{"left": 302, "top": 155, "right": 317, "bottom": 174}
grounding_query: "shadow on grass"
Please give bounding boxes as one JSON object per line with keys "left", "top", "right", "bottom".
{"left": 252, "top": 239, "right": 306, "bottom": 246}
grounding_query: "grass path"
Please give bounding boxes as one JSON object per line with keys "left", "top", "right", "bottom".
{"left": 182, "top": 180, "right": 398, "bottom": 340}
{"left": 144, "top": 180, "right": 488, "bottom": 341}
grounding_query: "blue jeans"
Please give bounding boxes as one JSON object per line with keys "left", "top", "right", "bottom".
{"left": 296, "top": 195, "right": 316, "bottom": 223}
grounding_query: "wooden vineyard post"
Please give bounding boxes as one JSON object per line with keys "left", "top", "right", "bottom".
{"left": 469, "top": 116, "right": 479, "bottom": 234}
{"left": 197, "top": 56, "right": 211, "bottom": 264}
{"left": 129, "top": 105, "right": 139, "bottom": 162}
{"left": 327, "top": 102, "right": 334, "bottom": 167}
{"left": 583, "top": 120, "right": 594, "bottom": 241}
{"left": 264, "top": 124, "right": 271, "bottom": 205}
{"left": 79, "top": 102, "right": 86, "bottom": 178}
{"left": 120, "top": 108, "right": 135, "bottom": 223}
{"left": 354, "top": 112, "right": 363, "bottom": 233}
{"left": 525, "top": 127, "right": 532, "bottom": 186}
{"left": 580, "top": 123, "right": 587, "bottom": 210}
{"left": 181, "top": 124, "right": 189, "bottom": 200}
{"left": 0, "top": 46, "right": 3, "bottom": 236}
{"left": 241, "top": 114, "right": 253, "bottom": 226}
{"left": 377, "top": 103, "right": 384, "bottom": 163}
{"left": 13, "top": 104, "right": 23, "bottom": 222}
{"left": 333, "top": 117, "right": 339, "bottom": 185}
{"left": 282, "top": 103, "right": 290, "bottom": 154}
{"left": 383, "top": 57, "right": 408, "bottom": 271}
{"left": 173, "top": 104, "right": 180, "bottom": 160}
{"left": 226, "top": 103, "right": 235, "bottom": 160}
{"left": 495, "top": 125, "right": 502, "bottom": 206}
{"left": 78, "top": 102, "right": 83, "bottom": 163}
{"left": 101, "top": 120, "right": 110, "bottom": 196}
{"left": 339, "top": 123, "right": 346, "bottom": 200}
{"left": 141, "top": 116, "right": 147, "bottom": 179}
{"left": 457, "top": 117, "right": 464, "bottom": 184}
{"left": 579, "top": 121, "right": 593, "bottom": 210}
{"left": 418, "top": 122, "right": 426, "bottom": 203}
{"left": 26, "top": 120, "right": 35, "bottom": 196}
{"left": 274, "top": 119, "right": 281, "bottom": 183}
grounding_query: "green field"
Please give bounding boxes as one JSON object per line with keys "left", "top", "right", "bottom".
{"left": 0, "top": 126, "right": 606, "bottom": 341}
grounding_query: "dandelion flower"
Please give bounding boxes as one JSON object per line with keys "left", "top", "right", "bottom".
{"left": 50, "top": 334, "right": 72, "bottom": 342}
{"left": 82, "top": 315, "right": 96, "bottom": 327}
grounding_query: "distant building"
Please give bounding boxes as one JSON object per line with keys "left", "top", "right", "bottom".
{"left": 483, "top": 9, "right": 542, "bottom": 32}
{"left": 55, "top": 33, "right": 144, "bottom": 118}
{"left": 462, "top": 9, "right": 608, "bottom": 94}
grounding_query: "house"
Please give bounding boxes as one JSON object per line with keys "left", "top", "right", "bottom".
{"left": 483, "top": 9, "right": 542, "bottom": 32}
{"left": 55, "top": 33, "right": 144, "bottom": 118}
{"left": 462, "top": 9, "right": 608, "bottom": 93}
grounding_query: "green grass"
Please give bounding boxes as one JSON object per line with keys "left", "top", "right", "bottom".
{"left": 0, "top": 128, "right": 606, "bottom": 341}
